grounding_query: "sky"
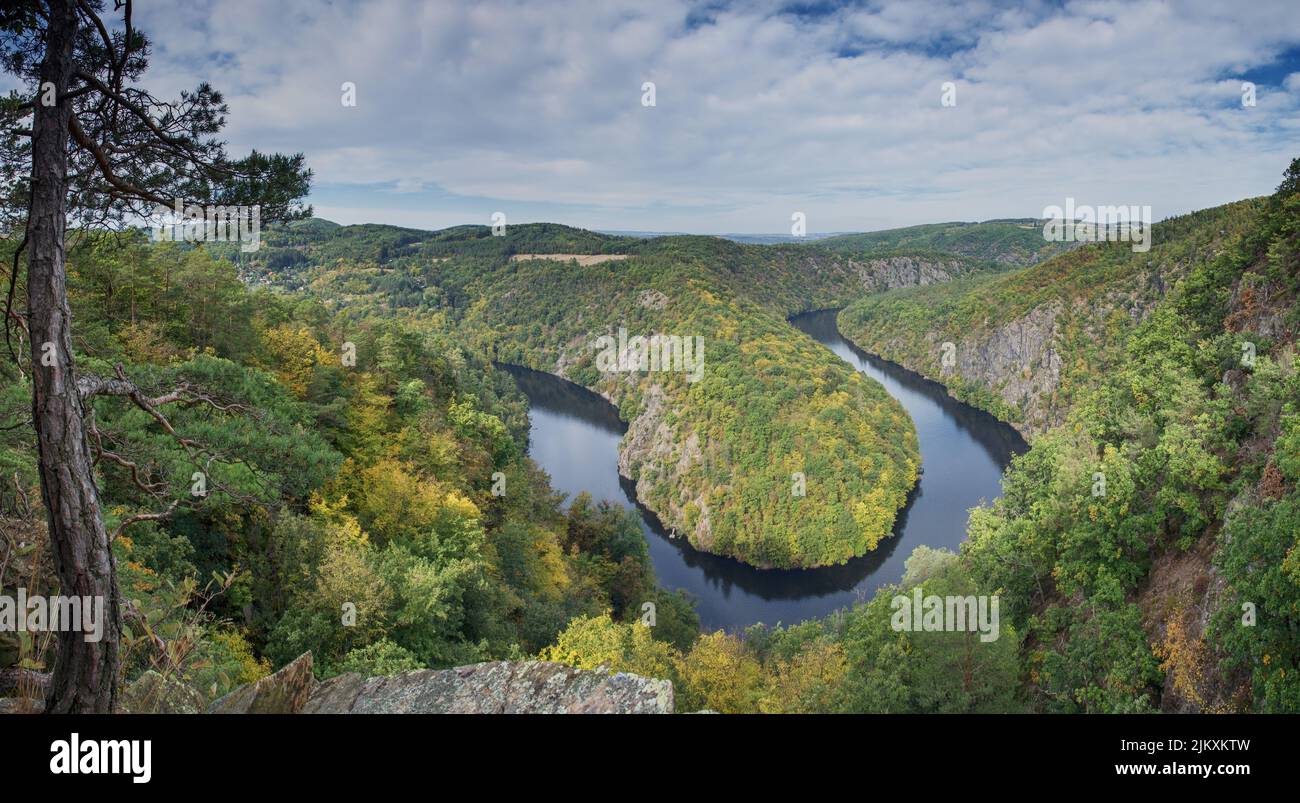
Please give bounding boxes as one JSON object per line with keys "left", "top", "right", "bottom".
{"left": 15, "top": 0, "right": 1300, "bottom": 233}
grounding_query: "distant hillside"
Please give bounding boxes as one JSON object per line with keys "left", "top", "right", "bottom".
{"left": 234, "top": 218, "right": 996, "bottom": 310}
{"left": 815, "top": 218, "right": 1076, "bottom": 267}
{"left": 714, "top": 232, "right": 847, "bottom": 245}
{"left": 214, "top": 220, "right": 638, "bottom": 288}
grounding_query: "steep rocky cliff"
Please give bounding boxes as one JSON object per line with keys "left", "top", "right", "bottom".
{"left": 850, "top": 254, "right": 973, "bottom": 294}
{"left": 915, "top": 267, "right": 1171, "bottom": 436}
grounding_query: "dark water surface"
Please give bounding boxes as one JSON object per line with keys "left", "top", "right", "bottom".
{"left": 504, "top": 309, "right": 1027, "bottom": 631}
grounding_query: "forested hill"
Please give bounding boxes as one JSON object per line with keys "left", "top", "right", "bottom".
{"left": 221, "top": 218, "right": 986, "bottom": 307}
{"left": 227, "top": 216, "right": 1062, "bottom": 310}
{"left": 813, "top": 218, "right": 1078, "bottom": 267}
{"left": 218, "top": 221, "right": 638, "bottom": 290}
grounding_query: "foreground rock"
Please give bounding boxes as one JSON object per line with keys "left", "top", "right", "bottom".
{"left": 209, "top": 651, "right": 315, "bottom": 714}
{"left": 303, "top": 660, "right": 674, "bottom": 714}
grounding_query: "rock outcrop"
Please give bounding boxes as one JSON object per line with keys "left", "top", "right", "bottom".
{"left": 194, "top": 655, "right": 674, "bottom": 714}
{"left": 610, "top": 383, "right": 712, "bottom": 546}
{"left": 3, "top": 654, "right": 674, "bottom": 715}
{"left": 209, "top": 651, "right": 316, "bottom": 714}
{"left": 852, "top": 254, "right": 968, "bottom": 293}
{"left": 0, "top": 667, "right": 48, "bottom": 699}
{"left": 302, "top": 660, "right": 674, "bottom": 714}
{"left": 940, "top": 302, "right": 1065, "bottom": 435}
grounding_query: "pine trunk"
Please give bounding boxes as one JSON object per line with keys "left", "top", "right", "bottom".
{"left": 28, "top": 0, "right": 123, "bottom": 715}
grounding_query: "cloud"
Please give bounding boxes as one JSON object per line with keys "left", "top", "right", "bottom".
{"left": 116, "top": 0, "right": 1300, "bottom": 231}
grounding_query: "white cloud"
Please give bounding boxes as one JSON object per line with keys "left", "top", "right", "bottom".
{"left": 121, "top": 0, "right": 1300, "bottom": 232}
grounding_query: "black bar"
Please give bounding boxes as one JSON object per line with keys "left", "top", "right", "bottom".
{"left": 8, "top": 713, "right": 1290, "bottom": 789}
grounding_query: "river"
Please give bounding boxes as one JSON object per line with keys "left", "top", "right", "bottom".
{"left": 503, "top": 309, "right": 1027, "bottom": 632}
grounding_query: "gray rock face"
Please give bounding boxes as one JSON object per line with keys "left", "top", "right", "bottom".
{"left": 104, "top": 655, "right": 671, "bottom": 714}
{"left": 0, "top": 667, "right": 48, "bottom": 714}
{"left": 637, "top": 288, "right": 670, "bottom": 310}
{"left": 950, "top": 271, "right": 1171, "bottom": 436}
{"left": 611, "top": 384, "right": 711, "bottom": 548}
{"left": 853, "top": 255, "right": 966, "bottom": 292}
{"left": 302, "top": 661, "right": 674, "bottom": 714}
{"left": 942, "top": 302, "right": 1065, "bottom": 435}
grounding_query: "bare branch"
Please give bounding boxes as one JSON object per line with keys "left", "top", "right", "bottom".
{"left": 110, "top": 499, "right": 179, "bottom": 540}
